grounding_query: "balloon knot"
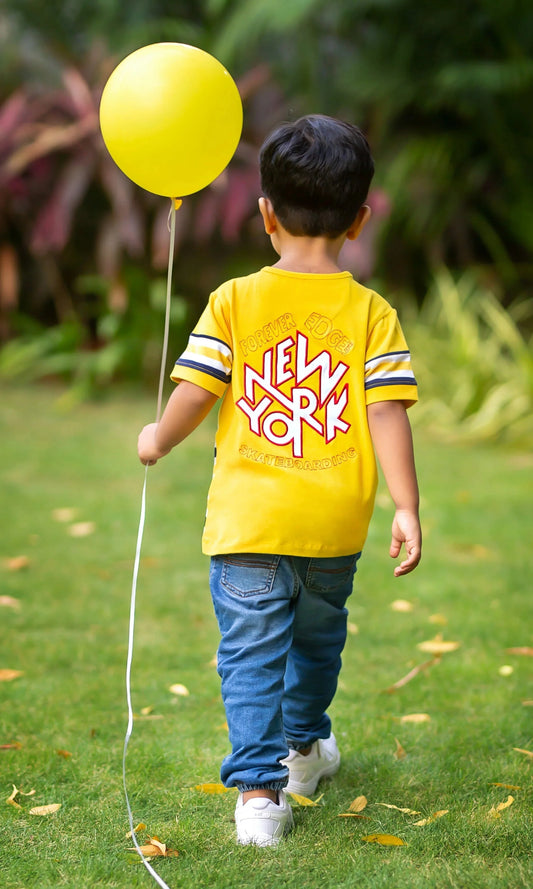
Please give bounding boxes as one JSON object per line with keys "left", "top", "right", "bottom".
{"left": 173, "top": 198, "right": 183, "bottom": 210}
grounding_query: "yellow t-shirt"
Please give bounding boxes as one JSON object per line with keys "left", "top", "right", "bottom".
{"left": 171, "top": 267, "right": 417, "bottom": 557}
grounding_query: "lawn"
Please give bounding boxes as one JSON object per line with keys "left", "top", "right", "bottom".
{"left": 1, "top": 384, "right": 532, "bottom": 889}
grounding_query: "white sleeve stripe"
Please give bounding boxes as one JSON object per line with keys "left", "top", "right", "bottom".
{"left": 183, "top": 339, "right": 232, "bottom": 368}
{"left": 365, "top": 369, "right": 417, "bottom": 384}
{"left": 179, "top": 350, "right": 230, "bottom": 375}
{"left": 365, "top": 351, "right": 410, "bottom": 372}
{"left": 189, "top": 333, "right": 232, "bottom": 360}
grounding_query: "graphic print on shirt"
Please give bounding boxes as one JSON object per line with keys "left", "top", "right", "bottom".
{"left": 235, "top": 331, "right": 350, "bottom": 458}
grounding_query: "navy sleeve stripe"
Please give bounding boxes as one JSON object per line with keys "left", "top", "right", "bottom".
{"left": 174, "top": 358, "right": 231, "bottom": 384}
{"left": 365, "top": 376, "right": 417, "bottom": 390}
{"left": 190, "top": 332, "right": 232, "bottom": 350}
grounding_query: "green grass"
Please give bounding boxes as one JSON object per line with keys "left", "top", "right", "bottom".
{"left": 1, "top": 384, "right": 532, "bottom": 889}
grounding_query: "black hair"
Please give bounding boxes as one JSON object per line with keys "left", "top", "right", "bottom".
{"left": 259, "top": 114, "right": 374, "bottom": 238}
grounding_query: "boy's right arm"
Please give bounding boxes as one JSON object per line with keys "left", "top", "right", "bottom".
{"left": 138, "top": 381, "right": 218, "bottom": 465}
{"left": 367, "top": 400, "right": 422, "bottom": 576}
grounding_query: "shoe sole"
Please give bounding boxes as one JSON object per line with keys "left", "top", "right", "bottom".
{"left": 237, "top": 824, "right": 291, "bottom": 848}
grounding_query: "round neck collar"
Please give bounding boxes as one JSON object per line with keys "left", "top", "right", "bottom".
{"left": 262, "top": 266, "right": 352, "bottom": 279}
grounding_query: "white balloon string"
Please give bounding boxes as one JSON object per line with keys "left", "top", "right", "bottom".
{"left": 156, "top": 201, "right": 177, "bottom": 422}
{"left": 122, "top": 469, "right": 171, "bottom": 889}
{"left": 122, "top": 198, "right": 178, "bottom": 889}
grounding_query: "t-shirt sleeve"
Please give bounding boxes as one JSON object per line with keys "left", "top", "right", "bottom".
{"left": 170, "top": 291, "right": 232, "bottom": 398}
{"left": 364, "top": 309, "right": 418, "bottom": 407}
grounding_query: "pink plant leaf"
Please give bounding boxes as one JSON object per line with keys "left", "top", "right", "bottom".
{"left": 31, "top": 154, "right": 95, "bottom": 253}
{"left": 221, "top": 168, "right": 261, "bottom": 242}
{"left": 98, "top": 157, "right": 144, "bottom": 256}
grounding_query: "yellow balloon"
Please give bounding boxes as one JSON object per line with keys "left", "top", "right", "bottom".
{"left": 99, "top": 43, "right": 243, "bottom": 197}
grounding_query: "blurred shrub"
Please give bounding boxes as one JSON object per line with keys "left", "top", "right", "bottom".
{"left": 0, "top": 267, "right": 190, "bottom": 407}
{"left": 404, "top": 269, "right": 533, "bottom": 445}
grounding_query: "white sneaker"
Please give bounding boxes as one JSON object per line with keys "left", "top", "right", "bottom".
{"left": 235, "top": 791, "right": 294, "bottom": 847}
{"left": 282, "top": 733, "right": 341, "bottom": 796}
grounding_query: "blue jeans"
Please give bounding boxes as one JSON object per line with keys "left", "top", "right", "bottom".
{"left": 209, "top": 552, "right": 360, "bottom": 791}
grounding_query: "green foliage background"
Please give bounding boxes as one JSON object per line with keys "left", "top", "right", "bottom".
{"left": 0, "top": 0, "right": 532, "bottom": 438}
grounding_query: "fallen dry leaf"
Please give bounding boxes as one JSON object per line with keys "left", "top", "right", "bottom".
{"left": 506, "top": 647, "right": 533, "bottom": 657}
{"left": 498, "top": 665, "right": 514, "bottom": 676}
{"left": 347, "top": 622, "right": 359, "bottom": 635}
{"left": 126, "top": 822, "right": 147, "bottom": 838}
{"left": 125, "top": 825, "right": 178, "bottom": 858}
{"left": 428, "top": 613, "right": 448, "bottom": 626}
{"left": 6, "top": 788, "right": 22, "bottom": 809}
{"left": 0, "top": 596, "right": 21, "bottom": 610}
{"left": 130, "top": 840, "right": 179, "bottom": 859}
{"left": 6, "top": 785, "right": 35, "bottom": 809}
{"left": 489, "top": 795, "right": 514, "bottom": 818}
{"left": 154, "top": 836, "right": 179, "bottom": 857}
{"left": 513, "top": 748, "right": 533, "bottom": 759}
{"left": 133, "top": 843, "right": 161, "bottom": 856}
{"left": 414, "top": 809, "right": 449, "bottom": 826}
{"left": 52, "top": 507, "right": 78, "bottom": 522}
{"left": 490, "top": 783, "right": 521, "bottom": 790}
{"left": 399, "top": 713, "right": 431, "bottom": 724}
{"left": 4, "top": 556, "right": 30, "bottom": 572}
{"left": 349, "top": 795, "right": 368, "bottom": 813}
{"left": 288, "top": 792, "right": 324, "bottom": 807}
{"left": 417, "top": 634, "right": 460, "bottom": 655}
{"left": 148, "top": 837, "right": 166, "bottom": 855}
{"left": 0, "top": 669, "right": 24, "bottom": 682}
{"left": 390, "top": 599, "right": 414, "bottom": 612}
{"left": 385, "top": 656, "right": 440, "bottom": 693}
{"left": 494, "top": 795, "right": 514, "bottom": 812}
{"left": 194, "top": 783, "right": 235, "bottom": 794}
{"left": 377, "top": 803, "right": 421, "bottom": 815}
{"left": 140, "top": 706, "right": 154, "bottom": 716}
{"left": 1, "top": 741, "right": 22, "bottom": 750}
{"left": 56, "top": 749, "right": 73, "bottom": 758}
{"left": 393, "top": 738, "right": 407, "bottom": 761}
{"left": 169, "top": 683, "right": 190, "bottom": 697}
{"left": 338, "top": 813, "right": 370, "bottom": 818}
{"left": 361, "top": 833, "right": 406, "bottom": 846}
{"left": 30, "top": 803, "right": 61, "bottom": 816}
{"left": 68, "top": 522, "right": 95, "bottom": 538}
{"left": 522, "top": 700, "right": 533, "bottom": 707}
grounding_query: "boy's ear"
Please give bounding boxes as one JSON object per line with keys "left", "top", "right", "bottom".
{"left": 346, "top": 204, "right": 372, "bottom": 241}
{"left": 258, "top": 196, "right": 277, "bottom": 235}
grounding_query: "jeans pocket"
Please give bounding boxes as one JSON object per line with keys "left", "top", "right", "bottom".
{"left": 220, "top": 554, "right": 281, "bottom": 598}
{"left": 305, "top": 553, "right": 360, "bottom": 593}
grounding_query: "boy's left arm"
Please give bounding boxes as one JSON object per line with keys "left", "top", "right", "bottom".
{"left": 367, "top": 400, "right": 422, "bottom": 576}
{"left": 138, "top": 381, "right": 218, "bottom": 465}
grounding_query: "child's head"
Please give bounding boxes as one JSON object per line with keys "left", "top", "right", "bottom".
{"left": 259, "top": 115, "right": 374, "bottom": 239}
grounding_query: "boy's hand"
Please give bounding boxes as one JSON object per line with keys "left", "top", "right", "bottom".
{"left": 136, "top": 382, "right": 218, "bottom": 467}
{"left": 137, "top": 423, "right": 169, "bottom": 466}
{"left": 390, "top": 509, "right": 421, "bottom": 576}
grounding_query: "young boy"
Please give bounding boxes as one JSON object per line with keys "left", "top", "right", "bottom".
{"left": 138, "top": 115, "right": 421, "bottom": 847}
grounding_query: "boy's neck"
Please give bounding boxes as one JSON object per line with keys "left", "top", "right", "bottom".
{"left": 271, "top": 233, "right": 347, "bottom": 275}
